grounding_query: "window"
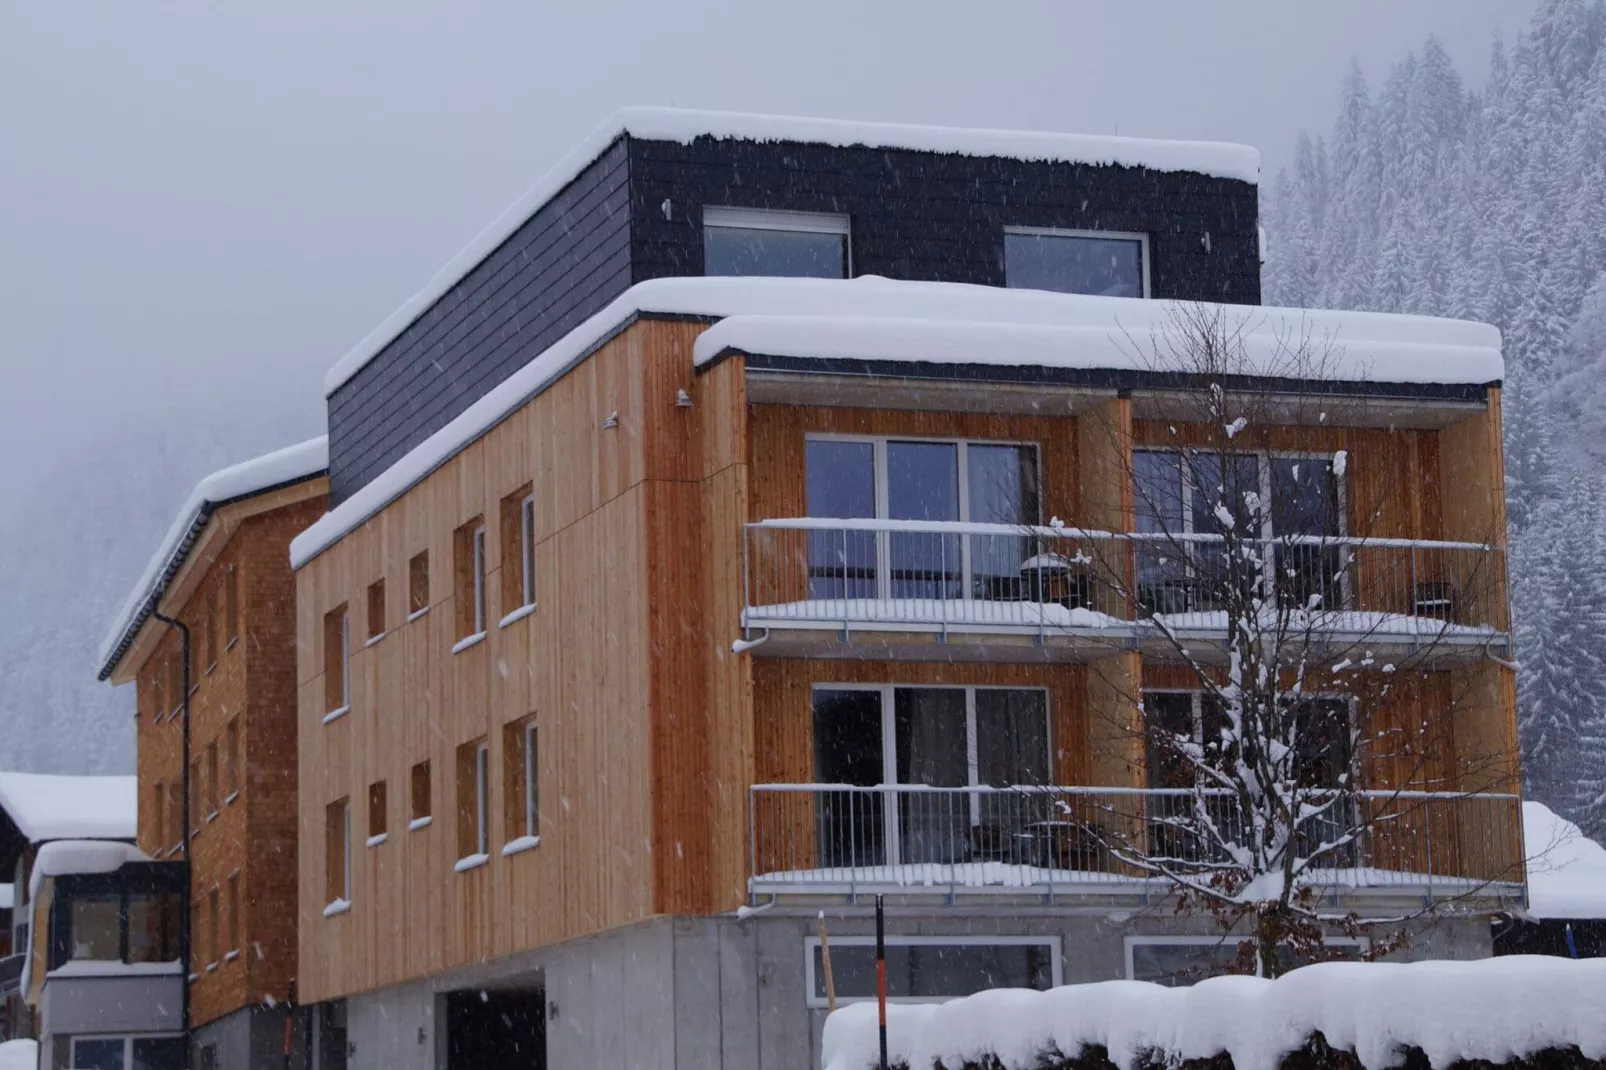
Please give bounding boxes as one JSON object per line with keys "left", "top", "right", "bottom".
{"left": 408, "top": 551, "right": 430, "bottom": 616}
{"left": 456, "top": 738, "right": 489, "bottom": 863}
{"left": 224, "top": 563, "right": 239, "bottom": 648}
{"left": 225, "top": 718, "right": 239, "bottom": 800}
{"left": 368, "top": 780, "right": 388, "bottom": 841}
{"left": 325, "top": 798, "right": 350, "bottom": 907}
{"left": 1004, "top": 227, "right": 1148, "bottom": 298}
{"left": 503, "top": 719, "right": 539, "bottom": 849}
{"left": 811, "top": 685, "right": 1051, "bottom": 867}
{"left": 1133, "top": 449, "right": 1345, "bottom": 613}
{"left": 367, "top": 578, "right": 386, "bottom": 640}
{"left": 410, "top": 760, "right": 432, "bottom": 827}
{"left": 204, "top": 741, "right": 219, "bottom": 817}
{"left": 189, "top": 759, "right": 202, "bottom": 834}
{"left": 126, "top": 891, "right": 181, "bottom": 963}
{"left": 168, "top": 782, "right": 183, "bottom": 851}
{"left": 225, "top": 874, "right": 239, "bottom": 955}
{"left": 69, "top": 895, "right": 123, "bottom": 960}
{"left": 323, "top": 605, "right": 350, "bottom": 713}
{"left": 70, "top": 1035, "right": 186, "bottom": 1070}
{"left": 454, "top": 519, "right": 487, "bottom": 641}
{"left": 500, "top": 486, "right": 536, "bottom": 620}
{"left": 203, "top": 595, "right": 217, "bottom": 673}
{"left": 206, "top": 885, "right": 220, "bottom": 964}
{"left": 805, "top": 936, "right": 1060, "bottom": 1006}
{"left": 168, "top": 655, "right": 183, "bottom": 717}
{"left": 804, "top": 436, "right": 1042, "bottom": 602}
{"left": 151, "top": 663, "right": 166, "bottom": 723}
{"left": 703, "top": 206, "right": 850, "bottom": 279}
{"left": 151, "top": 781, "right": 165, "bottom": 849}
{"left": 1125, "top": 935, "right": 1365, "bottom": 986}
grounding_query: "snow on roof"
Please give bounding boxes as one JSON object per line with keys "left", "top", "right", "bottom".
{"left": 0, "top": 884, "right": 11, "bottom": 911}
{"left": 0, "top": 1040, "right": 38, "bottom": 1070}
{"left": 97, "top": 435, "right": 328, "bottom": 680}
{"left": 1524, "top": 800, "right": 1606, "bottom": 920}
{"left": 0, "top": 773, "right": 136, "bottom": 844}
{"left": 26, "top": 839, "right": 149, "bottom": 899}
{"left": 322, "top": 106, "right": 1260, "bottom": 395}
{"left": 822, "top": 957, "right": 1606, "bottom": 1070}
{"left": 290, "top": 275, "right": 1502, "bottom": 570}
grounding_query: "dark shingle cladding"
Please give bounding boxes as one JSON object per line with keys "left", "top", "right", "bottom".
{"left": 326, "top": 132, "right": 1260, "bottom": 505}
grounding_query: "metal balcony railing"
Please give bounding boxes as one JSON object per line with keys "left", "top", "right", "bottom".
{"left": 742, "top": 519, "right": 1509, "bottom": 642}
{"left": 747, "top": 784, "right": 1525, "bottom": 903}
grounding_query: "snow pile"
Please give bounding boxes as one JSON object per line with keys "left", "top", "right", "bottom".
{"left": 0, "top": 772, "right": 136, "bottom": 843}
{"left": 324, "top": 107, "right": 1259, "bottom": 395}
{"left": 821, "top": 957, "right": 1606, "bottom": 1070}
{"left": 1523, "top": 800, "right": 1606, "bottom": 919}
{"left": 98, "top": 435, "right": 327, "bottom": 677}
{"left": 27, "top": 839, "right": 150, "bottom": 899}
{"left": 0, "top": 1040, "right": 38, "bottom": 1070}
{"left": 292, "top": 276, "right": 1501, "bottom": 569}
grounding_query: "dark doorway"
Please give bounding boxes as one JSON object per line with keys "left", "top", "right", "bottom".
{"left": 446, "top": 987, "right": 545, "bottom": 1070}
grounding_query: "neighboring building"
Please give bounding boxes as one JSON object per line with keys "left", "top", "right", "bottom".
{"left": 0, "top": 772, "right": 137, "bottom": 1046}
{"left": 286, "top": 111, "right": 1520, "bottom": 1069}
{"left": 97, "top": 437, "right": 329, "bottom": 1070}
{"left": 1495, "top": 801, "right": 1606, "bottom": 958}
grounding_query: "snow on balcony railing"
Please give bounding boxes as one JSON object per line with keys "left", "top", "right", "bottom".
{"left": 747, "top": 784, "right": 1524, "bottom": 903}
{"left": 742, "top": 519, "right": 1509, "bottom": 642}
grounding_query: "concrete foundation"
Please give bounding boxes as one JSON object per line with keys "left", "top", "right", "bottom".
{"left": 339, "top": 907, "right": 1496, "bottom": 1070}
{"left": 191, "top": 1004, "right": 292, "bottom": 1070}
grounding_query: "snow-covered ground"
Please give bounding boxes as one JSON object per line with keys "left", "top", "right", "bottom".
{"left": 821, "top": 956, "right": 1606, "bottom": 1070}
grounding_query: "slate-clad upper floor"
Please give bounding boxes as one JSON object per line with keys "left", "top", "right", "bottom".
{"left": 327, "top": 113, "right": 1262, "bottom": 505}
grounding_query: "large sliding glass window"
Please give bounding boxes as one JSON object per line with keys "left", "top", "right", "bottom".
{"left": 1004, "top": 228, "right": 1148, "bottom": 298}
{"left": 704, "top": 207, "right": 850, "bottom": 279}
{"left": 805, "top": 436, "right": 1041, "bottom": 603}
{"left": 808, "top": 936, "right": 1060, "bottom": 1005}
{"left": 811, "top": 685, "right": 1051, "bottom": 868}
{"left": 1132, "top": 449, "right": 1344, "bottom": 613}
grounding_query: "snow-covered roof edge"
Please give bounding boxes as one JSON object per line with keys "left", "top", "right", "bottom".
{"left": 97, "top": 436, "right": 329, "bottom": 680}
{"left": 1523, "top": 800, "right": 1606, "bottom": 920}
{"left": 290, "top": 275, "right": 1502, "bottom": 570}
{"left": 321, "top": 106, "right": 1261, "bottom": 395}
{"left": 0, "top": 773, "right": 137, "bottom": 844}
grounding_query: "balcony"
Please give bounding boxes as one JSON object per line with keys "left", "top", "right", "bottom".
{"left": 747, "top": 784, "right": 1524, "bottom": 906}
{"left": 741, "top": 519, "right": 1509, "bottom": 661}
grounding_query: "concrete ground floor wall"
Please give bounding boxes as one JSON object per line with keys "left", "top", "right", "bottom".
{"left": 192, "top": 1004, "right": 291, "bottom": 1070}
{"left": 338, "top": 906, "right": 1497, "bottom": 1070}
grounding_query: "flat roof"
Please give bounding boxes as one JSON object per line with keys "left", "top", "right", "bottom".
{"left": 0, "top": 773, "right": 136, "bottom": 844}
{"left": 322, "top": 106, "right": 1262, "bottom": 396}
{"left": 290, "top": 275, "right": 1502, "bottom": 570}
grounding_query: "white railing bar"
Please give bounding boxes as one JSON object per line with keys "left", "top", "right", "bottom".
{"left": 748, "top": 783, "right": 1519, "bottom": 801}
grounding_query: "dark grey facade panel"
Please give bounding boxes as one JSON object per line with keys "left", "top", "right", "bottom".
{"left": 327, "top": 138, "right": 632, "bottom": 504}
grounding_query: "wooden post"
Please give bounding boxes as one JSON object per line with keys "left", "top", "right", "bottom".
{"left": 817, "top": 910, "right": 838, "bottom": 1014}
{"left": 876, "top": 894, "right": 888, "bottom": 1070}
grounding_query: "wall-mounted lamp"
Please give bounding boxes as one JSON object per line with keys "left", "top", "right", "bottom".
{"left": 602, "top": 411, "right": 619, "bottom": 430}
{"left": 675, "top": 389, "right": 694, "bottom": 409}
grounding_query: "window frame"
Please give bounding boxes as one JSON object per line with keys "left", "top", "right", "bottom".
{"left": 521, "top": 494, "right": 536, "bottom": 608}
{"left": 703, "top": 206, "right": 853, "bottom": 279}
{"left": 224, "top": 562, "right": 240, "bottom": 651}
{"left": 1133, "top": 447, "right": 1348, "bottom": 543}
{"left": 802, "top": 934, "right": 1062, "bottom": 1007}
{"left": 1003, "top": 225, "right": 1151, "bottom": 299}
{"left": 1123, "top": 934, "right": 1367, "bottom": 985}
{"left": 224, "top": 718, "right": 239, "bottom": 802}
{"left": 70, "top": 1033, "right": 188, "bottom": 1070}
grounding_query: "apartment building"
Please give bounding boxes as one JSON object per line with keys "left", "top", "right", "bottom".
{"left": 98, "top": 438, "right": 329, "bottom": 1070}
{"left": 286, "top": 110, "right": 1518, "bottom": 1070}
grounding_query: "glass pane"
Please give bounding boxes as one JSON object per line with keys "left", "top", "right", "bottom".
{"left": 132, "top": 1037, "right": 187, "bottom": 1070}
{"left": 887, "top": 442, "right": 960, "bottom": 600}
{"left": 814, "top": 943, "right": 1054, "bottom": 999}
{"left": 70, "top": 895, "right": 123, "bottom": 960}
{"left": 812, "top": 689, "right": 886, "bottom": 868}
{"left": 1005, "top": 232, "right": 1144, "bottom": 298}
{"left": 1143, "top": 693, "right": 1196, "bottom": 790}
{"left": 974, "top": 690, "right": 1049, "bottom": 787}
{"left": 894, "top": 689, "right": 968, "bottom": 865}
{"left": 1130, "top": 940, "right": 1244, "bottom": 986}
{"left": 806, "top": 440, "right": 877, "bottom": 600}
{"left": 1271, "top": 457, "right": 1344, "bottom": 610}
{"left": 1133, "top": 451, "right": 1188, "bottom": 613}
{"left": 126, "top": 893, "right": 179, "bottom": 963}
{"left": 704, "top": 226, "right": 847, "bottom": 278}
{"left": 73, "top": 1038, "right": 126, "bottom": 1070}
{"left": 967, "top": 445, "right": 1040, "bottom": 602}
{"left": 1187, "top": 453, "right": 1261, "bottom": 610}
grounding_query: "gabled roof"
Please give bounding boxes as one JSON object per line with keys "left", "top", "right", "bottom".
{"left": 0, "top": 773, "right": 136, "bottom": 844}
{"left": 288, "top": 274, "right": 1503, "bottom": 570}
{"left": 97, "top": 436, "right": 328, "bottom": 680}
{"left": 322, "top": 106, "right": 1261, "bottom": 395}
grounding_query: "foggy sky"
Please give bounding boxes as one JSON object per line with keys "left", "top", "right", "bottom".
{"left": 0, "top": 0, "right": 1536, "bottom": 511}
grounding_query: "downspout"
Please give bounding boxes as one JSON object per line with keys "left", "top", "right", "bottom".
{"left": 153, "top": 609, "right": 193, "bottom": 1068}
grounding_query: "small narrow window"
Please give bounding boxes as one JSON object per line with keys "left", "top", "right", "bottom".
{"left": 225, "top": 718, "right": 240, "bottom": 799}
{"left": 152, "top": 780, "right": 166, "bottom": 850}
{"left": 369, "top": 780, "right": 388, "bottom": 840}
{"left": 152, "top": 662, "right": 167, "bottom": 723}
{"left": 189, "top": 623, "right": 202, "bottom": 693}
{"left": 226, "top": 873, "right": 240, "bottom": 954}
{"left": 410, "top": 760, "right": 432, "bottom": 826}
{"left": 454, "top": 519, "right": 487, "bottom": 640}
{"left": 205, "top": 740, "right": 219, "bottom": 817}
{"left": 224, "top": 563, "right": 239, "bottom": 648}
{"left": 456, "top": 739, "right": 489, "bottom": 862}
{"left": 409, "top": 551, "right": 430, "bottom": 616}
{"left": 169, "top": 781, "right": 184, "bottom": 851}
{"left": 204, "top": 595, "right": 218, "bottom": 673}
{"left": 326, "top": 798, "right": 350, "bottom": 906}
{"left": 169, "top": 655, "right": 184, "bottom": 716}
{"left": 207, "top": 885, "right": 221, "bottom": 964}
{"left": 323, "top": 605, "right": 350, "bottom": 713}
{"left": 500, "top": 486, "right": 536, "bottom": 618}
{"left": 703, "top": 206, "right": 850, "bottom": 278}
{"left": 367, "top": 578, "right": 386, "bottom": 640}
{"left": 190, "top": 759, "right": 203, "bottom": 834}
{"left": 502, "top": 718, "right": 539, "bottom": 847}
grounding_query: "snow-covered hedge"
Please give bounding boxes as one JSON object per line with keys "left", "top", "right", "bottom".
{"left": 821, "top": 957, "right": 1606, "bottom": 1070}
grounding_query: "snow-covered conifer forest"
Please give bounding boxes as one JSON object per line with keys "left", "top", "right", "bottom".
{"left": 1262, "top": 0, "right": 1606, "bottom": 839}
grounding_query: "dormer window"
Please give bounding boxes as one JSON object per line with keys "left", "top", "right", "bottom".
{"left": 1004, "top": 227, "right": 1148, "bottom": 298}
{"left": 703, "top": 207, "right": 849, "bottom": 279}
